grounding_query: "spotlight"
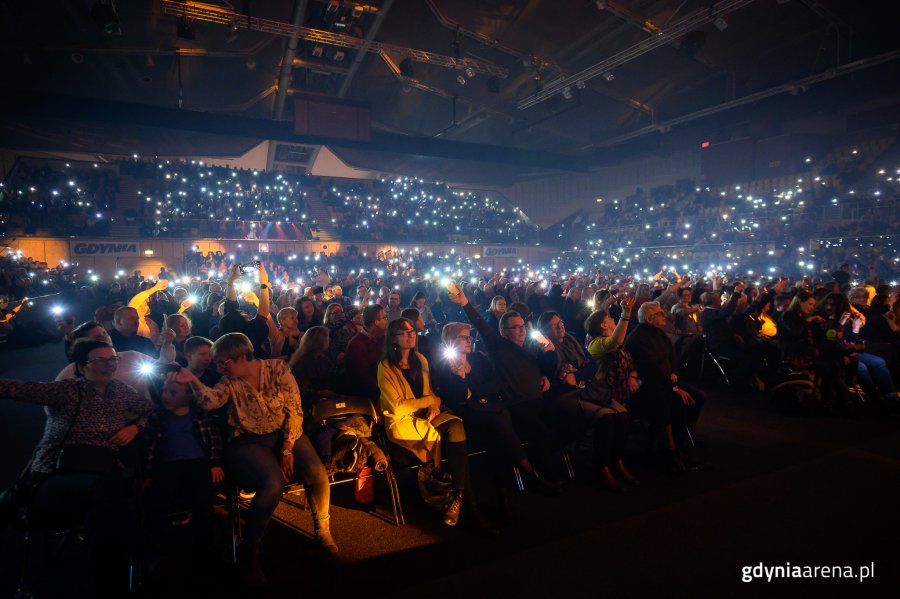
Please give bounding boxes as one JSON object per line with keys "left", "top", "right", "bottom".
{"left": 457, "top": 74, "right": 467, "bottom": 86}
{"left": 602, "top": 71, "right": 614, "bottom": 81}
{"left": 713, "top": 16, "right": 728, "bottom": 31}
{"left": 464, "top": 66, "right": 475, "bottom": 78}
{"left": 575, "top": 80, "right": 586, "bottom": 90}
{"left": 561, "top": 86, "right": 572, "bottom": 100}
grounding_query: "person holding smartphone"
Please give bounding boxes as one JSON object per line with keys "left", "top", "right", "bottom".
{"left": 447, "top": 284, "right": 563, "bottom": 484}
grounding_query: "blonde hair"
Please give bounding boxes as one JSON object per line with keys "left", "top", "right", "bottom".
{"left": 211, "top": 332, "right": 254, "bottom": 363}
{"left": 441, "top": 322, "right": 471, "bottom": 345}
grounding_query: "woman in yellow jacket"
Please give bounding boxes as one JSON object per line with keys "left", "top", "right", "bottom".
{"left": 378, "top": 317, "right": 495, "bottom": 532}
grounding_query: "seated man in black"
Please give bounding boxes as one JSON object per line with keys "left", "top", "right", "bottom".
{"left": 448, "top": 286, "right": 562, "bottom": 484}
{"left": 625, "top": 301, "right": 705, "bottom": 471}
{"left": 109, "top": 306, "right": 158, "bottom": 357}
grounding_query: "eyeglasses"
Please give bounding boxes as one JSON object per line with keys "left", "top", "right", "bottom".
{"left": 87, "top": 356, "right": 120, "bottom": 366}
{"left": 455, "top": 335, "right": 473, "bottom": 342}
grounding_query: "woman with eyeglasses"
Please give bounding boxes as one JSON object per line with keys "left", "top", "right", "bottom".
{"left": 0, "top": 338, "right": 154, "bottom": 594}
{"left": 171, "top": 332, "right": 337, "bottom": 586}
{"left": 432, "top": 322, "right": 559, "bottom": 499}
{"left": 378, "top": 318, "right": 496, "bottom": 532}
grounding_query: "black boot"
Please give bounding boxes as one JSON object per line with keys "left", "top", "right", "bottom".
{"left": 465, "top": 496, "right": 500, "bottom": 537}
{"left": 524, "top": 469, "right": 561, "bottom": 497}
{"left": 236, "top": 540, "right": 267, "bottom": 588}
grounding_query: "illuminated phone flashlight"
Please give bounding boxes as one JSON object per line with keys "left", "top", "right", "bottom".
{"left": 239, "top": 283, "right": 251, "bottom": 293}
{"left": 530, "top": 330, "right": 543, "bottom": 341}
{"left": 138, "top": 362, "right": 156, "bottom": 376}
{"left": 443, "top": 346, "right": 459, "bottom": 361}
{"left": 586, "top": 300, "right": 595, "bottom": 308}
{"left": 188, "top": 295, "right": 198, "bottom": 304}
{"left": 51, "top": 306, "right": 63, "bottom": 315}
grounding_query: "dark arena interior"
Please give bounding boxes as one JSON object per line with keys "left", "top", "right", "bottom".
{"left": 1, "top": 0, "right": 900, "bottom": 596}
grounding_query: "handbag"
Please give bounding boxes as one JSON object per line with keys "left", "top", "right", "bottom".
{"left": 53, "top": 384, "right": 120, "bottom": 476}
{"left": 579, "top": 381, "right": 615, "bottom": 407}
{"left": 55, "top": 444, "right": 119, "bottom": 476}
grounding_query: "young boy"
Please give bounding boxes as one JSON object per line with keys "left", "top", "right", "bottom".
{"left": 144, "top": 378, "right": 223, "bottom": 559}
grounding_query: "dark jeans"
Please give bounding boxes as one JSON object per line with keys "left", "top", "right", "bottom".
{"left": 507, "top": 398, "right": 556, "bottom": 476}
{"left": 593, "top": 412, "right": 631, "bottom": 468}
{"left": 226, "top": 432, "right": 329, "bottom": 544}
{"left": 436, "top": 419, "right": 469, "bottom": 492}
{"left": 631, "top": 381, "right": 705, "bottom": 449}
{"left": 146, "top": 457, "right": 215, "bottom": 555}
{"left": 460, "top": 406, "right": 528, "bottom": 470}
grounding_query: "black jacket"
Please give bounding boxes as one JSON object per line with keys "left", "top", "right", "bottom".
{"left": 624, "top": 323, "right": 676, "bottom": 389}
{"left": 462, "top": 302, "right": 556, "bottom": 406}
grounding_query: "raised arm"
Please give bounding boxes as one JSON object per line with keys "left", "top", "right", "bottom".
{"left": 447, "top": 287, "right": 501, "bottom": 346}
{"left": 610, "top": 297, "right": 635, "bottom": 349}
{"left": 128, "top": 279, "right": 169, "bottom": 311}
{"left": 225, "top": 263, "right": 242, "bottom": 303}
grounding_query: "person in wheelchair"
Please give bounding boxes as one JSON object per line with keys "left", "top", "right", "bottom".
{"left": 0, "top": 338, "right": 154, "bottom": 595}
{"left": 170, "top": 332, "right": 337, "bottom": 587}
{"left": 378, "top": 318, "right": 495, "bottom": 533}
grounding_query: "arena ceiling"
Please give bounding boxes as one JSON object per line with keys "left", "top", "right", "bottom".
{"left": 1, "top": 0, "right": 899, "bottom": 183}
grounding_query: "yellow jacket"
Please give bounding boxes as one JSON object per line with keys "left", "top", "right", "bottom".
{"left": 377, "top": 353, "right": 441, "bottom": 462}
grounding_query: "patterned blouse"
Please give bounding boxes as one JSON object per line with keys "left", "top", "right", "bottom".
{"left": 193, "top": 359, "right": 304, "bottom": 444}
{"left": 0, "top": 378, "right": 154, "bottom": 473}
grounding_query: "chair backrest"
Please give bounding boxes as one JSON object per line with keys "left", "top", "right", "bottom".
{"left": 311, "top": 395, "right": 377, "bottom": 427}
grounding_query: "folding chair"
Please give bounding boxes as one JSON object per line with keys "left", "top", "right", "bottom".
{"left": 698, "top": 335, "right": 732, "bottom": 386}
{"left": 228, "top": 395, "right": 404, "bottom": 544}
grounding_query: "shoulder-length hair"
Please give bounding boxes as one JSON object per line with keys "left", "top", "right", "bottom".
{"left": 288, "top": 326, "right": 329, "bottom": 371}
{"left": 382, "top": 317, "right": 423, "bottom": 385}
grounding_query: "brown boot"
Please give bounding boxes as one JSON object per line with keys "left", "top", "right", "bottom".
{"left": 314, "top": 518, "right": 339, "bottom": 556}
